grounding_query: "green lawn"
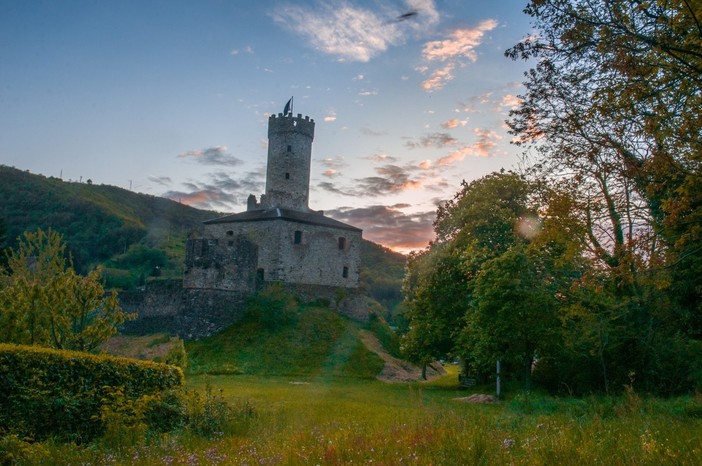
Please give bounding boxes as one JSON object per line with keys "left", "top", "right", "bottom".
{"left": 11, "top": 366, "right": 702, "bottom": 465}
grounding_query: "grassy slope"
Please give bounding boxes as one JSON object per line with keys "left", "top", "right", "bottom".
{"left": 186, "top": 305, "right": 385, "bottom": 379}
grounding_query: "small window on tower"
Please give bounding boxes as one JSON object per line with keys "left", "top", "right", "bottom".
{"left": 338, "top": 237, "right": 346, "bottom": 250}
{"left": 287, "top": 145, "right": 292, "bottom": 152}
{"left": 285, "top": 173, "right": 290, "bottom": 180}
{"left": 342, "top": 266, "right": 349, "bottom": 278}
{"left": 226, "top": 230, "right": 234, "bottom": 236}
{"left": 294, "top": 230, "right": 302, "bottom": 244}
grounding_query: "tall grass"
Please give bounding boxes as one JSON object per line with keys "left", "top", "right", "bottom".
{"left": 9, "top": 370, "right": 701, "bottom": 465}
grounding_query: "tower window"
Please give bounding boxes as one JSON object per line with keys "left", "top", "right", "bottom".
{"left": 294, "top": 230, "right": 302, "bottom": 244}
{"left": 285, "top": 173, "right": 290, "bottom": 179}
{"left": 226, "top": 230, "right": 234, "bottom": 236}
{"left": 342, "top": 266, "right": 349, "bottom": 278}
{"left": 287, "top": 145, "right": 292, "bottom": 152}
{"left": 338, "top": 237, "right": 346, "bottom": 250}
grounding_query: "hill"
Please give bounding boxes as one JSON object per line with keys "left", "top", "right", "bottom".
{"left": 0, "top": 165, "right": 406, "bottom": 311}
{"left": 0, "top": 165, "right": 216, "bottom": 279}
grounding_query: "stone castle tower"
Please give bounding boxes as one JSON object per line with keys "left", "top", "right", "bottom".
{"left": 183, "top": 104, "right": 362, "bottom": 293}
{"left": 257, "top": 113, "right": 315, "bottom": 212}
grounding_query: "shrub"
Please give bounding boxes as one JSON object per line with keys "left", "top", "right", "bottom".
{"left": 0, "top": 343, "right": 183, "bottom": 442}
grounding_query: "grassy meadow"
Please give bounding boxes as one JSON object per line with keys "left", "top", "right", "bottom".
{"left": 7, "top": 364, "right": 702, "bottom": 465}
{"left": 5, "top": 305, "right": 702, "bottom": 465}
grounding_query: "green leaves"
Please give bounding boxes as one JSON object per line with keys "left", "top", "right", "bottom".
{"left": 0, "top": 228, "right": 134, "bottom": 352}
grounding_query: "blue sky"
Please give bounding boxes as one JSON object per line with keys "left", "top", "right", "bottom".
{"left": 0, "top": 0, "right": 534, "bottom": 253}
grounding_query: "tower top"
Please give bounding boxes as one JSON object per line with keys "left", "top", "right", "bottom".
{"left": 268, "top": 113, "right": 315, "bottom": 140}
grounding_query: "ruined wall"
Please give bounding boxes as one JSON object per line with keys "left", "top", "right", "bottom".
{"left": 183, "top": 235, "right": 258, "bottom": 291}
{"left": 119, "top": 279, "right": 369, "bottom": 340}
{"left": 120, "top": 279, "right": 249, "bottom": 340}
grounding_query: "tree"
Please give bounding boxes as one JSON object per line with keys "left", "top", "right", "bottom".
{"left": 402, "top": 172, "right": 540, "bottom": 380}
{"left": 0, "top": 228, "right": 134, "bottom": 352}
{"left": 465, "top": 243, "right": 560, "bottom": 389}
{"left": 507, "top": 0, "right": 702, "bottom": 335}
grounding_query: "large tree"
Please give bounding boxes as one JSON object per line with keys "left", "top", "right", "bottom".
{"left": 507, "top": 0, "right": 702, "bottom": 336}
{"left": 0, "top": 228, "right": 133, "bottom": 352}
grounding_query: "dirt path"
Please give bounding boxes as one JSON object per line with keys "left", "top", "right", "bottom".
{"left": 358, "top": 330, "right": 445, "bottom": 382}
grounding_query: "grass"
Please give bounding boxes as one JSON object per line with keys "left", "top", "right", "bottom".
{"left": 185, "top": 305, "right": 385, "bottom": 378}
{"left": 7, "top": 369, "right": 702, "bottom": 465}
{"left": 7, "top": 304, "right": 702, "bottom": 464}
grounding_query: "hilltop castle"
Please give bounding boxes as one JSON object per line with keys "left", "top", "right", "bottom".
{"left": 183, "top": 109, "right": 362, "bottom": 292}
{"left": 121, "top": 105, "right": 366, "bottom": 339}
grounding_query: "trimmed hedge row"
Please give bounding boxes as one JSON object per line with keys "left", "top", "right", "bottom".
{"left": 0, "top": 343, "right": 184, "bottom": 442}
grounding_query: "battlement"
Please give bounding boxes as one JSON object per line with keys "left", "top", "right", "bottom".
{"left": 268, "top": 113, "right": 315, "bottom": 140}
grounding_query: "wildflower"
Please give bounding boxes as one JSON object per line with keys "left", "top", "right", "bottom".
{"left": 502, "top": 438, "right": 515, "bottom": 449}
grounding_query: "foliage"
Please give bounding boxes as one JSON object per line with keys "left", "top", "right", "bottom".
{"left": 0, "top": 343, "right": 184, "bottom": 442}
{"left": 0, "top": 228, "right": 134, "bottom": 352}
{"left": 0, "top": 165, "right": 213, "bottom": 276}
{"left": 187, "top": 302, "right": 384, "bottom": 379}
{"left": 243, "top": 283, "right": 299, "bottom": 330}
{"left": 359, "top": 240, "right": 406, "bottom": 318}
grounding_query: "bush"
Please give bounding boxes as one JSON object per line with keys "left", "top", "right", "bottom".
{"left": 0, "top": 343, "right": 183, "bottom": 442}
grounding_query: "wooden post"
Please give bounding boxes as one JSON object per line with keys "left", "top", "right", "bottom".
{"left": 496, "top": 359, "right": 501, "bottom": 399}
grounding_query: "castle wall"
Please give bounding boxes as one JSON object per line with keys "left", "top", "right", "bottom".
{"left": 183, "top": 236, "right": 258, "bottom": 291}
{"left": 119, "top": 279, "right": 369, "bottom": 340}
{"left": 203, "top": 219, "right": 361, "bottom": 288}
{"left": 120, "top": 279, "right": 249, "bottom": 339}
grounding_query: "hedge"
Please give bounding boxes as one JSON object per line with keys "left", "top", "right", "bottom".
{"left": 0, "top": 343, "right": 184, "bottom": 442}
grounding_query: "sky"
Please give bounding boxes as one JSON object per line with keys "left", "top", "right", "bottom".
{"left": 0, "top": 0, "right": 535, "bottom": 254}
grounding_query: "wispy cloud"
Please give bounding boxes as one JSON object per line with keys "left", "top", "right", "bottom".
{"left": 406, "top": 132, "right": 459, "bottom": 149}
{"left": 162, "top": 172, "right": 265, "bottom": 211}
{"left": 177, "top": 146, "right": 242, "bottom": 167}
{"left": 418, "top": 19, "right": 498, "bottom": 91}
{"left": 441, "top": 118, "right": 466, "bottom": 129}
{"left": 230, "top": 46, "right": 254, "bottom": 56}
{"left": 148, "top": 176, "right": 172, "bottom": 186}
{"left": 270, "top": 0, "right": 439, "bottom": 62}
{"left": 327, "top": 204, "right": 436, "bottom": 252}
{"left": 436, "top": 127, "right": 502, "bottom": 165}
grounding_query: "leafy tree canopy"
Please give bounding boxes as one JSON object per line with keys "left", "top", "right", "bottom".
{"left": 0, "top": 228, "right": 135, "bottom": 352}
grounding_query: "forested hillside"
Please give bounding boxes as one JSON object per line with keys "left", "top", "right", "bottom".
{"left": 0, "top": 165, "right": 405, "bottom": 306}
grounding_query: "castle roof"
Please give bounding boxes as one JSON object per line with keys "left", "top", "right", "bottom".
{"left": 204, "top": 207, "right": 362, "bottom": 233}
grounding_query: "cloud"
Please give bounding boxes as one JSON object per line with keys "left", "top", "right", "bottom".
{"left": 363, "top": 153, "right": 398, "bottom": 163}
{"left": 420, "top": 63, "right": 455, "bottom": 91}
{"left": 162, "top": 172, "right": 265, "bottom": 211}
{"left": 360, "top": 127, "right": 388, "bottom": 137}
{"left": 406, "top": 132, "right": 459, "bottom": 149}
{"left": 230, "top": 46, "right": 254, "bottom": 55}
{"left": 270, "top": 0, "right": 439, "bottom": 62}
{"left": 177, "top": 146, "right": 243, "bottom": 167}
{"left": 323, "top": 110, "right": 337, "bottom": 122}
{"left": 436, "top": 127, "right": 502, "bottom": 165}
{"left": 499, "top": 93, "right": 522, "bottom": 111}
{"left": 441, "top": 118, "right": 466, "bottom": 129}
{"left": 418, "top": 19, "right": 498, "bottom": 91}
{"left": 318, "top": 156, "right": 347, "bottom": 177}
{"left": 358, "top": 89, "right": 379, "bottom": 96}
{"left": 148, "top": 176, "right": 172, "bottom": 186}
{"left": 326, "top": 205, "right": 436, "bottom": 252}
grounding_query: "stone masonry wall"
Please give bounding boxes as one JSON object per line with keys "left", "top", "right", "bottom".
{"left": 203, "top": 219, "right": 361, "bottom": 288}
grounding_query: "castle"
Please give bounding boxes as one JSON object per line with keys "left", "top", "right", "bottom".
{"left": 121, "top": 105, "right": 366, "bottom": 339}
{"left": 183, "top": 108, "right": 362, "bottom": 292}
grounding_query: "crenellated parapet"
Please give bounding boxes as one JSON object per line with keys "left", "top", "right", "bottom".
{"left": 268, "top": 113, "right": 315, "bottom": 140}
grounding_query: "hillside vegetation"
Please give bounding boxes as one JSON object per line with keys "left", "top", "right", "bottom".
{"left": 186, "top": 287, "right": 385, "bottom": 379}
{"left": 0, "top": 165, "right": 405, "bottom": 309}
